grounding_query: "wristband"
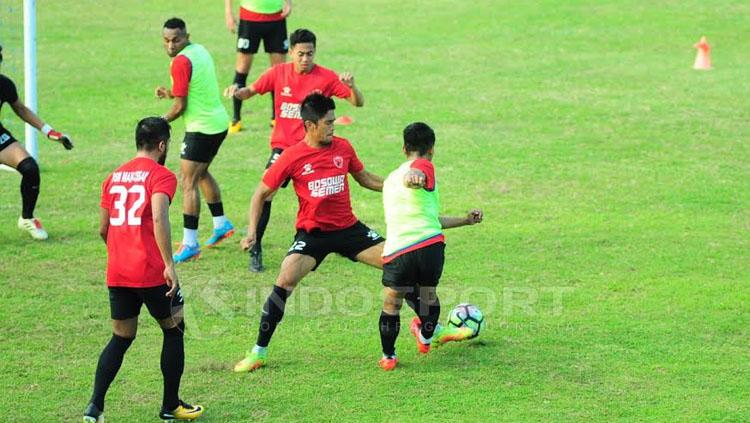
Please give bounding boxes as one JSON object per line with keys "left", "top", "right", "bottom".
{"left": 41, "top": 124, "right": 53, "bottom": 136}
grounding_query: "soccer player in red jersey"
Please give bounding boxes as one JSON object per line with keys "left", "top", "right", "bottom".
{"left": 225, "top": 28, "right": 364, "bottom": 272}
{"left": 83, "top": 118, "right": 204, "bottom": 422}
{"left": 233, "top": 94, "right": 381, "bottom": 372}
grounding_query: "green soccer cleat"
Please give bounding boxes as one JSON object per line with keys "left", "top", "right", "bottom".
{"left": 233, "top": 349, "right": 267, "bottom": 372}
{"left": 433, "top": 324, "right": 474, "bottom": 347}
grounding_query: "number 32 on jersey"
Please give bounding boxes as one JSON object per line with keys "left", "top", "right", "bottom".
{"left": 109, "top": 185, "right": 146, "bottom": 226}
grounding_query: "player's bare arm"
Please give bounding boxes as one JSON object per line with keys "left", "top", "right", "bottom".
{"left": 98, "top": 207, "right": 110, "bottom": 243}
{"left": 352, "top": 169, "right": 384, "bottom": 192}
{"left": 224, "top": 0, "right": 237, "bottom": 33}
{"left": 439, "top": 209, "right": 484, "bottom": 229}
{"left": 225, "top": 84, "right": 258, "bottom": 101}
{"left": 9, "top": 99, "right": 74, "bottom": 149}
{"left": 281, "top": 0, "right": 292, "bottom": 17}
{"left": 161, "top": 95, "right": 187, "bottom": 123}
{"left": 339, "top": 72, "right": 364, "bottom": 107}
{"left": 241, "top": 182, "right": 277, "bottom": 251}
{"left": 403, "top": 169, "right": 426, "bottom": 189}
{"left": 152, "top": 192, "right": 179, "bottom": 297}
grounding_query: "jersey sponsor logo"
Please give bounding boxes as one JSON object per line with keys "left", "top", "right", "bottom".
{"left": 301, "top": 163, "right": 314, "bottom": 175}
{"left": 333, "top": 156, "right": 344, "bottom": 169}
{"left": 111, "top": 170, "right": 150, "bottom": 184}
{"left": 280, "top": 86, "right": 292, "bottom": 97}
{"left": 308, "top": 175, "right": 345, "bottom": 198}
{"left": 279, "top": 102, "right": 301, "bottom": 119}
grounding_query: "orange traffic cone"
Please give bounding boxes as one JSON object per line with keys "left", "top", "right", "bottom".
{"left": 693, "top": 36, "right": 712, "bottom": 70}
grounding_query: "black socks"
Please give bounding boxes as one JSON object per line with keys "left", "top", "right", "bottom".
{"left": 256, "top": 285, "right": 290, "bottom": 347}
{"left": 379, "top": 313, "right": 400, "bottom": 357}
{"left": 90, "top": 334, "right": 134, "bottom": 410}
{"left": 17, "top": 157, "right": 40, "bottom": 219}
{"left": 161, "top": 322, "right": 185, "bottom": 411}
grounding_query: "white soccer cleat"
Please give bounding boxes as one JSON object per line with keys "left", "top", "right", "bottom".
{"left": 18, "top": 216, "right": 49, "bottom": 240}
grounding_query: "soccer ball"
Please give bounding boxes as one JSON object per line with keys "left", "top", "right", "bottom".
{"left": 447, "top": 303, "right": 484, "bottom": 339}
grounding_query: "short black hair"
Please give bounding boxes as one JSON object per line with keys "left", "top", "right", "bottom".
{"left": 290, "top": 29, "right": 316, "bottom": 48}
{"left": 163, "top": 17, "right": 186, "bottom": 32}
{"left": 135, "top": 117, "right": 171, "bottom": 151}
{"left": 300, "top": 93, "right": 335, "bottom": 126}
{"left": 403, "top": 122, "right": 435, "bottom": 155}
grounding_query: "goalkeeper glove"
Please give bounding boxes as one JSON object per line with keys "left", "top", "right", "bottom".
{"left": 41, "top": 124, "right": 73, "bottom": 150}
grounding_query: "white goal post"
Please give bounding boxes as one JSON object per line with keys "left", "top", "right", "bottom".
{"left": 1, "top": 0, "right": 35, "bottom": 172}
{"left": 23, "top": 0, "right": 38, "bottom": 159}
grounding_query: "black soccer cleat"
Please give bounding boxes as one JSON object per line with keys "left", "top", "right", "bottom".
{"left": 249, "top": 248, "right": 264, "bottom": 273}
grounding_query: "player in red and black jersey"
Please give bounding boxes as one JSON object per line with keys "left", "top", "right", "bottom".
{"left": 225, "top": 28, "right": 364, "bottom": 272}
{"left": 233, "top": 94, "right": 381, "bottom": 372}
{"left": 0, "top": 44, "right": 73, "bottom": 240}
{"left": 83, "top": 118, "right": 203, "bottom": 422}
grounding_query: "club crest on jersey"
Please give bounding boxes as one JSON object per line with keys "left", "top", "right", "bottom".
{"left": 281, "top": 86, "right": 292, "bottom": 97}
{"left": 333, "top": 156, "right": 344, "bottom": 169}
{"left": 301, "top": 163, "right": 314, "bottom": 175}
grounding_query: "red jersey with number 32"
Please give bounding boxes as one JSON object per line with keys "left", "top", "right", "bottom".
{"left": 252, "top": 63, "right": 352, "bottom": 149}
{"left": 263, "top": 136, "right": 363, "bottom": 232}
{"left": 100, "top": 157, "right": 177, "bottom": 288}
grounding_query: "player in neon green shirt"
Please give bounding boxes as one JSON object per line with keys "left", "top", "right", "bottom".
{"left": 156, "top": 18, "right": 234, "bottom": 263}
{"left": 378, "top": 122, "right": 484, "bottom": 371}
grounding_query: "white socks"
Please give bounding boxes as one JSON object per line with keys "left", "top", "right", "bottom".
{"left": 182, "top": 228, "right": 199, "bottom": 247}
{"left": 212, "top": 215, "right": 228, "bottom": 229}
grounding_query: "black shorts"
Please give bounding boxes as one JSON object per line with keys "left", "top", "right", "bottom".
{"left": 109, "top": 284, "right": 185, "bottom": 320}
{"left": 382, "top": 242, "right": 445, "bottom": 289}
{"left": 0, "top": 125, "right": 18, "bottom": 152}
{"left": 265, "top": 147, "right": 290, "bottom": 187}
{"left": 181, "top": 130, "right": 227, "bottom": 163}
{"left": 287, "top": 221, "right": 384, "bottom": 271}
{"left": 237, "top": 19, "right": 288, "bottom": 54}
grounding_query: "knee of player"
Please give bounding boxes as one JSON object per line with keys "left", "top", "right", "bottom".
{"left": 17, "top": 156, "right": 40, "bottom": 179}
{"left": 161, "top": 320, "right": 185, "bottom": 336}
{"left": 112, "top": 328, "right": 137, "bottom": 340}
{"left": 180, "top": 174, "right": 198, "bottom": 190}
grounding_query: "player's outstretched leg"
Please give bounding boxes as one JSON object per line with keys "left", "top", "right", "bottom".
{"left": 235, "top": 254, "right": 314, "bottom": 372}
{"left": 234, "top": 284, "right": 288, "bottom": 372}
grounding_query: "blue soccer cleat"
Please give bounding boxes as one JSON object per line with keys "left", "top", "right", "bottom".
{"left": 174, "top": 243, "right": 201, "bottom": 263}
{"left": 204, "top": 221, "right": 235, "bottom": 248}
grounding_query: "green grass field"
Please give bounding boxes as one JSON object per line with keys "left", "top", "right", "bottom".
{"left": 1, "top": 0, "right": 749, "bottom": 421}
